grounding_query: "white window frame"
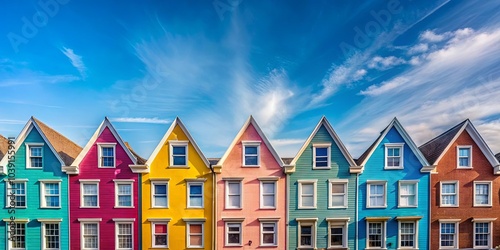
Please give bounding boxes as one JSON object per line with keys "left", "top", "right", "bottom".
{"left": 398, "top": 180, "right": 418, "bottom": 208}
{"left": 186, "top": 221, "right": 204, "bottom": 248}
{"left": 472, "top": 219, "right": 494, "bottom": 249}
{"left": 259, "top": 179, "right": 277, "bottom": 209}
{"left": 328, "top": 179, "right": 348, "bottom": 208}
{"left": 80, "top": 180, "right": 100, "bottom": 208}
{"left": 397, "top": 220, "right": 419, "bottom": 249}
{"left": 225, "top": 221, "right": 242, "bottom": 246}
{"left": 366, "top": 220, "right": 387, "bottom": 249}
{"left": 439, "top": 219, "right": 459, "bottom": 249}
{"left": 5, "top": 179, "right": 28, "bottom": 209}
{"left": 151, "top": 180, "right": 169, "bottom": 208}
{"left": 367, "top": 181, "right": 387, "bottom": 208}
{"left": 26, "top": 143, "right": 44, "bottom": 169}
{"left": 151, "top": 220, "right": 169, "bottom": 248}
{"left": 7, "top": 221, "right": 27, "bottom": 250}
{"left": 169, "top": 141, "right": 188, "bottom": 167}
{"left": 242, "top": 141, "right": 261, "bottom": 167}
{"left": 40, "top": 220, "right": 61, "bottom": 250}
{"left": 298, "top": 180, "right": 317, "bottom": 209}
{"left": 327, "top": 218, "right": 349, "bottom": 248}
{"left": 225, "top": 179, "right": 243, "bottom": 209}
{"left": 187, "top": 181, "right": 204, "bottom": 208}
{"left": 313, "top": 143, "right": 331, "bottom": 169}
{"left": 440, "top": 181, "right": 459, "bottom": 207}
{"left": 40, "top": 179, "right": 62, "bottom": 208}
{"left": 260, "top": 221, "right": 277, "bottom": 247}
{"left": 457, "top": 145, "right": 472, "bottom": 169}
{"left": 114, "top": 220, "right": 134, "bottom": 250}
{"left": 114, "top": 180, "right": 134, "bottom": 208}
{"left": 384, "top": 143, "right": 404, "bottom": 169}
{"left": 79, "top": 218, "right": 101, "bottom": 250}
{"left": 97, "top": 143, "right": 116, "bottom": 168}
{"left": 296, "top": 218, "right": 317, "bottom": 249}
{"left": 473, "top": 181, "right": 492, "bottom": 207}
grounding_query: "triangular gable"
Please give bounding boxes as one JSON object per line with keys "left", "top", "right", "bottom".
{"left": 145, "top": 117, "right": 210, "bottom": 169}
{"left": 214, "top": 116, "right": 283, "bottom": 171}
{"left": 0, "top": 135, "right": 9, "bottom": 160}
{"left": 289, "top": 116, "right": 357, "bottom": 173}
{"left": 70, "top": 117, "right": 137, "bottom": 168}
{"left": 356, "top": 117, "right": 430, "bottom": 173}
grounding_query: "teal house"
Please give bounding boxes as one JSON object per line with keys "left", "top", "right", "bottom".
{"left": 0, "top": 117, "right": 81, "bottom": 250}
{"left": 286, "top": 117, "right": 358, "bottom": 249}
{"left": 355, "top": 118, "right": 432, "bottom": 250}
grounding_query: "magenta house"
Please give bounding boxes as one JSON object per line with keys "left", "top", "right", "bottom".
{"left": 63, "top": 117, "right": 143, "bottom": 250}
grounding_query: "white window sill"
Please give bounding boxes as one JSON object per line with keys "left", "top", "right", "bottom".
{"left": 114, "top": 206, "right": 134, "bottom": 208}
{"left": 242, "top": 165, "right": 260, "bottom": 168}
{"left": 40, "top": 207, "right": 61, "bottom": 209}
{"left": 366, "top": 206, "right": 387, "bottom": 209}
{"left": 397, "top": 205, "right": 418, "bottom": 208}
{"left": 473, "top": 204, "right": 492, "bottom": 207}
{"left": 384, "top": 166, "right": 403, "bottom": 170}
{"left": 439, "top": 205, "right": 459, "bottom": 208}
{"left": 298, "top": 207, "right": 317, "bottom": 210}
{"left": 80, "top": 206, "right": 100, "bottom": 208}
{"left": 168, "top": 165, "right": 189, "bottom": 168}
{"left": 457, "top": 166, "right": 472, "bottom": 169}
{"left": 313, "top": 167, "right": 331, "bottom": 170}
{"left": 328, "top": 206, "right": 348, "bottom": 209}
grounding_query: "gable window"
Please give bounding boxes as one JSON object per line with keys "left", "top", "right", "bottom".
{"left": 261, "top": 221, "right": 277, "bottom": 246}
{"left": 329, "top": 179, "right": 348, "bottom": 208}
{"left": 260, "top": 180, "right": 277, "bottom": 209}
{"left": 367, "top": 221, "right": 386, "bottom": 248}
{"left": 8, "top": 222, "right": 26, "bottom": 249}
{"left": 399, "top": 181, "right": 418, "bottom": 207}
{"left": 80, "top": 180, "right": 99, "bottom": 208}
{"left": 225, "top": 222, "right": 242, "bottom": 246}
{"left": 440, "top": 181, "right": 459, "bottom": 207}
{"left": 152, "top": 221, "right": 168, "bottom": 248}
{"left": 474, "top": 181, "right": 492, "bottom": 206}
{"left": 297, "top": 219, "right": 317, "bottom": 249}
{"left": 115, "top": 180, "right": 134, "bottom": 208}
{"left": 151, "top": 181, "right": 168, "bottom": 208}
{"left": 457, "top": 146, "right": 472, "bottom": 168}
{"left": 187, "top": 182, "right": 203, "bottom": 208}
{"left": 439, "top": 220, "right": 459, "bottom": 248}
{"left": 40, "top": 180, "right": 61, "bottom": 208}
{"left": 116, "top": 222, "right": 133, "bottom": 250}
{"left": 27, "top": 144, "right": 43, "bottom": 168}
{"left": 170, "top": 141, "right": 188, "bottom": 166}
{"left": 367, "top": 181, "right": 387, "bottom": 208}
{"left": 187, "top": 222, "right": 204, "bottom": 248}
{"left": 385, "top": 143, "right": 403, "bottom": 169}
{"left": 298, "top": 180, "right": 317, "bottom": 209}
{"left": 80, "top": 220, "right": 100, "bottom": 250}
{"left": 42, "top": 222, "right": 60, "bottom": 250}
{"left": 7, "top": 180, "right": 27, "bottom": 208}
{"left": 242, "top": 141, "right": 260, "bottom": 166}
{"left": 473, "top": 219, "right": 494, "bottom": 249}
{"left": 98, "top": 143, "right": 115, "bottom": 168}
{"left": 313, "top": 143, "right": 331, "bottom": 169}
{"left": 327, "top": 218, "right": 349, "bottom": 248}
{"left": 225, "top": 179, "right": 242, "bottom": 209}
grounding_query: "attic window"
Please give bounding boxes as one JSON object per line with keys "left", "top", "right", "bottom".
{"left": 242, "top": 141, "right": 260, "bottom": 167}
{"left": 169, "top": 141, "right": 188, "bottom": 167}
{"left": 26, "top": 143, "right": 44, "bottom": 169}
{"left": 385, "top": 143, "right": 404, "bottom": 169}
{"left": 98, "top": 143, "right": 116, "bottom": 168}
{"left": 457, "top": 146, "right": 472, "bottom": 168}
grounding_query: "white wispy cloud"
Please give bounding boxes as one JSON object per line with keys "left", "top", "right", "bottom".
{"left": 359, "top": 77, "right": 408, "bottom": 96}
{"left": 419, "top": 30, "right": 449, "bottom": 42}
{"left": 0, "top": 74, "right": 79, "bottom": 87}
{"left": 112, "top": 117, "right": 171, "bottom": 124}
{"left": 408, "top": 43, "right": 429, "bottom": 55}
{"left": 368, "top": 56, "right": 406, "bottom": 70}
{"left": 0, "top": 119, "right": 26, "bottom": 125}
{"left": 61, "top": 47, "right": 87, "bottom": 79}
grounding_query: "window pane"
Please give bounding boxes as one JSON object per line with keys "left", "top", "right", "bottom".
{"left": 302, "top": 196, "right": 314, "bottom": 207}
{"left": 331, "top": 184, "right": 344, "bottom": 193}
{"left": 228, "top": 183, "right": 240, "bottom": 194}
{"left": 331, "top": 195, "right": 345, "bottom": 206}
{"left": 118, "top": 184, "right": 131, "bottom": 194}
{"left": 83, "top": 184, "right": 97, "bottom": 194}
{"left": 316, "top": 147, "right": 328, "bottom": 156}
{"left": 263, "top": 196, "right": 275, "bottom": 207}
{"left": 263, "top": 183, "right": 274, "bottom": 193}
{"left": 245, "top": 146, "right": 257, "bottom": 154}
{"left": 155, "top": 184, "right": 167, "bottom": 194}
{"left": 302, "top": 184, "right": 314, "bottom": 195}
{"left": 190, "top": 224, "right": 202, "bottom": 233}
{"left": 459, "top": 148, "right": 470, "bottom": 157}
{"left": 229, "top": 196, "right": 240, "bottom": 207}
{"left": 190, "top": 185, "right": 202, "bottom": 195}
{"left": 173, "top": 156, "right": 186, "bottom": 165}
{"left": 245, "top": 156, "right": 258, "bottom": 165}
{"left": 173, "top": 146, "right": 186, "bottom": 155}
{"left": 155, "top": 224, "right": 167, "bottom": 233}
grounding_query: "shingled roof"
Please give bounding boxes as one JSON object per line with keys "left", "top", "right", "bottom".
{"left": 419, "top": 120, "right": 468, "bottom": 165}
{"left": 0, "top": 135, "right": 9, "bottom": 160}
{"left": 496, "top": 153, "right": 500, "bottom": 162}
{"left": 125, "top": 142, "right": 146, "bottom": 165}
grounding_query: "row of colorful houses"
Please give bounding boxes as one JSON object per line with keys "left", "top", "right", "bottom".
{"left": 0, "top": 115, "right": 499, "bottom": 250}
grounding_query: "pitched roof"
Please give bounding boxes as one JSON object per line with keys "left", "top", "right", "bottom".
{"left": 0, "top": 135, "right": 9, "bottom": 160}
{"left": 124, "top": 142, "right": 146, "bottom": 165}
{"left": 207, "top": 158, "right": 220, "bottom": 165}
{"left": 216, "top": 116, "right": 283, "bottom": 167}
{"left": 281, "top": 157, "right": 294, "bottom": 165}
{"left": 496, "top": 153, "right": 500, "bottom": 162}
{"left": 356, "top": 118, "right": 430, "bottom": 172}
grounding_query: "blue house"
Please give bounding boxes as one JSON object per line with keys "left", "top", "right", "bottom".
{"left": 286, "top": 117, "right": 358, "bottom": 249}
{"left": 355, "top": 118, "right": 432, "bottom": 250}
{"left": 0, "top": 117, "right": 81, "bottom": 250}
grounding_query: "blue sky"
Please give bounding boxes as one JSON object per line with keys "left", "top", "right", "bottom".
{"left": 1, "top": 0, "right": 499, "bottom": 158}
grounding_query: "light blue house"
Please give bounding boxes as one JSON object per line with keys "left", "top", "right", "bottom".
{"left": 355, "top": 118, "right": 432, "bottom": 250}
{"left": 0, "top": 117, "right": 81, "bottom": 250}
{"left": 286, "top": 117, "right": 358, "bottom": 250}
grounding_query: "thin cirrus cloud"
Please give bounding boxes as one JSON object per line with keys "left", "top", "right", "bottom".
{"left": 112, "top": 117, "right": 171, "bottom": 124}
{"left": 61, "top": 47, "right": 87, "bottom": 80}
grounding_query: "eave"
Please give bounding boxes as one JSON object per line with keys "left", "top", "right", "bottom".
{"left": 62, "top": 165, "right": 79, "bottom": 175}
{"left": 283, "top": 164, "right": 295, "bottom": 174}
{"left": 129, "top": 164, "right": 149, "bottom": 173}
{"left": 212, "top": 165, "right": 222, "bottom": 174}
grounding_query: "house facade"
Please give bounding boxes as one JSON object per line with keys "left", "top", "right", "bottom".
{"left": 420, "top": 119, "right": 500, "bottom": 249}
{"left": 356, "top": 118, "right": 432, "bottom": 250}
{"left": 213, "top": 116, "right": 286, "bottom": 249}
{"left": 287, "top": 117, "right": 358, "bottom": 249}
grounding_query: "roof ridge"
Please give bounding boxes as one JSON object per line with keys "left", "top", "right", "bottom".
{"left": 33, "top": 117, "right": 83, "bottom": 150}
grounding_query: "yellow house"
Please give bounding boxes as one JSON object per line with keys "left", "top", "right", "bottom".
{"left": 140, "top": 117, "right": 214, "bottom": 249}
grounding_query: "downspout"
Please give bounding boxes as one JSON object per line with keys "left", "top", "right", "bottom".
{"left": 213, "top": 170, "right": 216, "bottom": 250}
{"left": 428, "top": 173, "right": 431, "bottom": 250}
{"left": 286, "top": 172, "right": 289, "bottom": 250}
{"left": 355, "top": 173, "right": 359, "bottom": 250}
{"left": 138, "top": 173, "right": 142, "bottom": 249}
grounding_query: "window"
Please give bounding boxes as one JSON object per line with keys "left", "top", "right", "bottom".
{"left": 313, "top": 143, "right": 331, "bottom": 169}
{"left": 28, "top": 144, "right": 43, "bottom": 168}
{"left": 439, "top": 221, "right": 458, "bottom": 248}
{"left": 327, "top": 219, "right": 348, "bottom": 248}
{"left": 226, "top": 222, "right": 242, "bottom": 246}
{"left": 187, "top": 182, "right": 203, "bottom": 208}
{"left": 260, "top": 222, "right": 277, "bottom": 246}
{"left": 170, "top": 141, "right": 188, "bottom": 166}
{"left": 473, "top": 220, "right": 493, "bottom": 248}
{"left": 40, "top": 181, "right": 61, "bottom": 208}
{"left": 151, "top": 181, "right": 168, "bottom": 208}
{"left": 81, "top": 222, "right": 99, "bottom": 249}
{"left": 399, "top": 181, "right": 418, "bottom": 207}
{"left": 297, "top": 219, "right": 317, "bottom": 248}
{"left": 242, "top": 141, "right": 260, "bottom": 166}
{"left": 115, "top": 180, "right": 134, "bottom": 208}
{"left": 385, "top": 143, "right": 403, "bottom": 169}
{"left": 98, "top": 143, "right": 115, "bottom": 168}
{"left": 329, "top": 179, "right": 348, "bottom": 208}
{"left": 367, "top": 181, "right": 386, "bottom": 208}
{"left": 367, "top": 222, "right": 385, "bottom": 248}
{"left": 440, "top": 181, "right": 458, "bottom": 207}
{"left": 474, "top": 181, "right": 492, "bottom": 206}
{"left": 152, "top": 222, "right": 168, "bottom": 248}
{"left": 7, "top": 181, "right": 27, "bottom": 208}
{"left": 8, "top": 222, "right": 26, "bottom": 249}
{"left": 399, "top": 222, "right": 416, "bottom": 248}
{"left": 298, "top": 180, "right": 317, "bottom": 209}
{"left": 80, "top": 180, "right": 99, "bottom": 208}
{"left": 42, "top": 223, "right": 60, "bottom": 250}
{"left": 260, "top": 181, "right": 276, "bottom": 209}
{"left": 457, "top": 146, "right": 472, "bottom": 168}
{"left": 116, "top": 223, "right": 133, "bottom": 249}
{"left": 187, "top": 222, "right": 204, "bottom": 248}
{"left": 225, "top": 180, "right": 242, "bottom": 209}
